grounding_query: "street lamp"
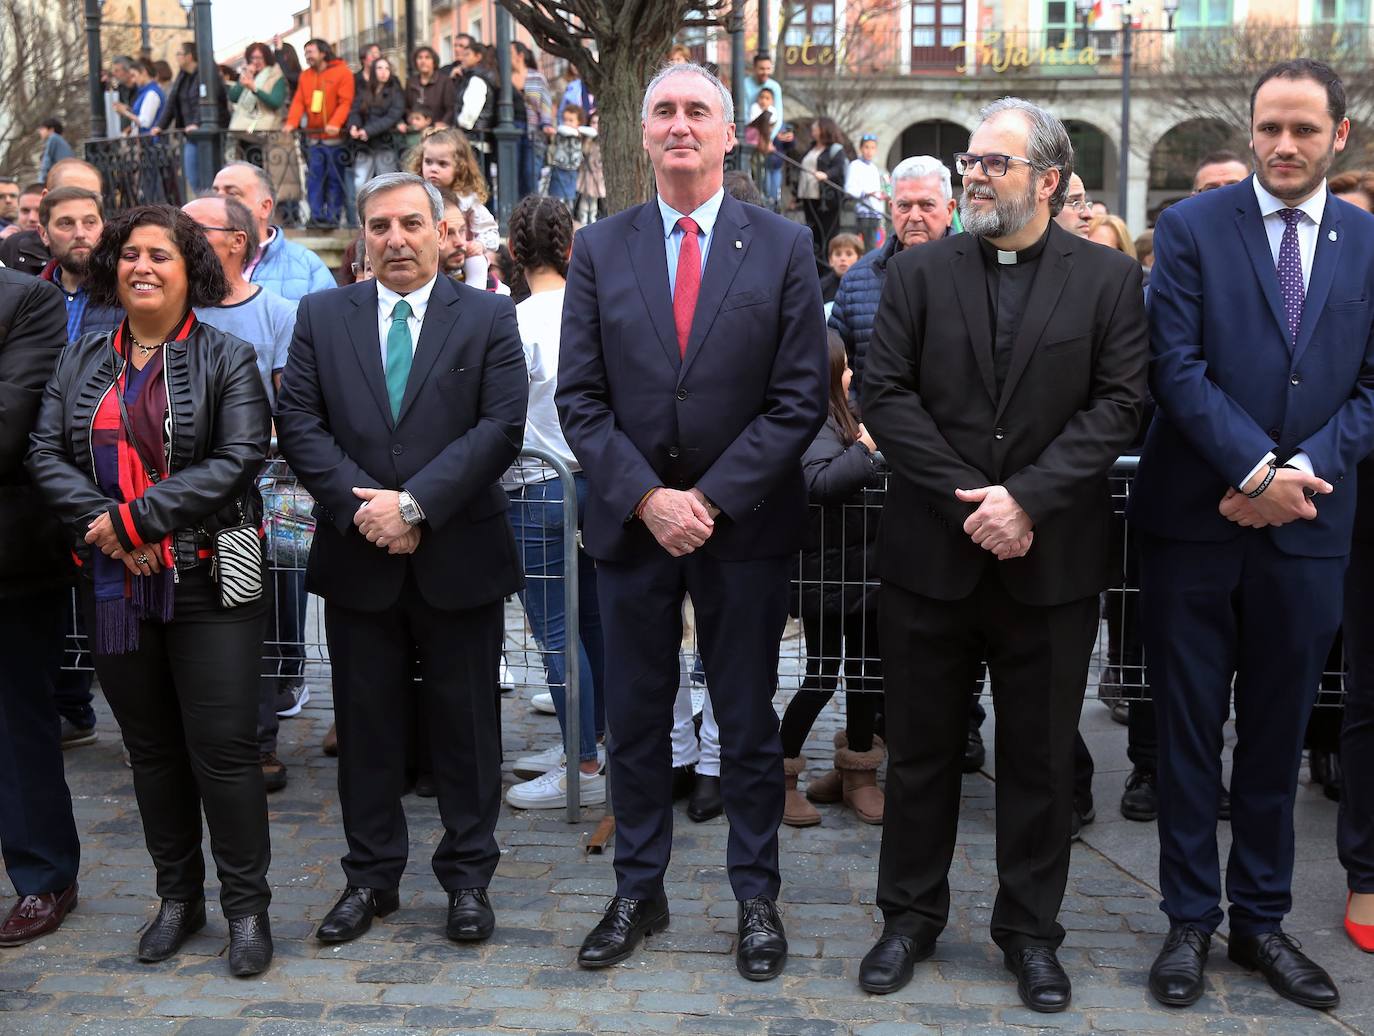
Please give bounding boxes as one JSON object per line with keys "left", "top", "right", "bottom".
{"left": 1116, "top": 0, "right": 1177, "bottom": 224}
{"left": 1075, "top": 0, "right": 1095, "bottom": 51}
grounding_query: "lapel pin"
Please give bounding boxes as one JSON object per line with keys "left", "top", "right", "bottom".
{"left": 1330, "top": 230, "right": 1338, "bottom": 241}
{"left": 735, "top": 240, "right": 742, "bottom": 249}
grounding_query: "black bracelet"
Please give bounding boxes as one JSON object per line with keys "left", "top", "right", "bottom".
{"left": 1246, "top": 462, "right": 1277, "bottom": 499}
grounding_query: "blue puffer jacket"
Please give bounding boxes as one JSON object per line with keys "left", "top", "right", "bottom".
{"left": 250, "top": 226, "right": 337, "bottom": 303}
{"left": 828, "top": 234, "right": 902, "bottom": 406}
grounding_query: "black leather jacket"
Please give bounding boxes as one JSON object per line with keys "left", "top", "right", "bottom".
{"left": 25, "top": 321, "right": 271, "bottom": 574}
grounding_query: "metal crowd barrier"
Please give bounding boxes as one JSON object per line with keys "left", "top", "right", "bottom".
{"left": 63, "top": 455, "right": 1347, "bottom": 825}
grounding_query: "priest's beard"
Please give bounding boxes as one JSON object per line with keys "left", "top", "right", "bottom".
{"left": 959, "top": 178, "right": 1038, "bottom": 239}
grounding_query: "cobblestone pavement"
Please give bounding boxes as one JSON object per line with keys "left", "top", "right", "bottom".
{"left": 0, "top": 623, "right": 1367, "bottom": 1035}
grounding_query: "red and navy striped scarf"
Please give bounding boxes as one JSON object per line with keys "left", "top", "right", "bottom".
{"left": 90, "top": 314, "right": 193, "bottom": 653}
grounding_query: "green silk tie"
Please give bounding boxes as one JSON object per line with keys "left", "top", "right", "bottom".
{"left": 385, "top": 297, "right": 413, "bottom": 421}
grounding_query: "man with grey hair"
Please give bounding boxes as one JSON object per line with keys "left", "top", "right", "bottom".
{"left": 558, "top": 61, "right": 827, "bottom": 980}
{"left": 829, "top": 153, "right": 955, "bottom": 407}
{"left": 277, "top": 170, "right": 528, "bottom": 948}
{"left": 211, "top": 162, "right": 335, "bottom": 303}
{"left": 858, "top": 96, "right": 1148, "bottom": 1009}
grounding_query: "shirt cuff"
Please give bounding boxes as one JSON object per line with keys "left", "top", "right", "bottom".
{"left": 1239, "top": 453, "right": 1276, "bottom": 492}
{"left": 1285, "top": 450, "right": 1314, "bottom": 477}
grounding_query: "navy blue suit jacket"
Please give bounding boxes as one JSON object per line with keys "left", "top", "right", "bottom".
{"left": 1129, "top": 177, "right": 1374, "bottom": 557}
{"left": 555, "top": 194, "right": 828, "bottom": 563}
{"left": 275, "top": 274, "right": 528, "bottom": 611}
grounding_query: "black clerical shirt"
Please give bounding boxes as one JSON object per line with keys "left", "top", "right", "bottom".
{"left": 978, "top": 224, "right": 1051, "bottom": 397}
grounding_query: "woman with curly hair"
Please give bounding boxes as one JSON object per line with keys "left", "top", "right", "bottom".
{"left": 501, "top": 196, "right": 606, "bottom": 810}
{"left": 404, "top": 127, "right": 499, "bottom": 286}
{"left": 26, "top": 205, "right": 274, "bottom": 976}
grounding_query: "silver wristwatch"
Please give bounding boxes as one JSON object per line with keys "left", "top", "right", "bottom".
{"left": 398, "top": 490, "right": 425, "bottom": 526}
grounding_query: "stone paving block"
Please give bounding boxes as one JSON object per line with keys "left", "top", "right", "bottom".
{"left": 764, "top": 1019, "right": 846, "bottom": 1036}
{"left": 999, "top": 1006, "right": 1092, "bottom": 1029}
{"left": 378, "top": 983, "right": 470, "bottom": 1006}
{"left": 34, "top": 974, "right": 111, "bottom": 994}
{"left": 854, "top": 1022, "right": 940, "bottom": 1036}
{"left": 355, "top": 962, "right": 443, "bottom": 984}
{"left": 54, "top": 993, "right": 140, "bottom": 1014}
{"left": 70, "top": 1022, "right": 181, "bottom": 1036}
{"left": 322, "top": 1003, "right": 410, "bottom": 1024}
{"left": 0, "top": 991, "right": 55, "bottom": 1011}
{"left": 592, "top": 1012, "right": 682, "bottom": 1033}
{"left": 172, "top": 1021, "right": 249, "bottom": 1036}
{"left": 150, "top": 998, "right": 244, "bottom": 1018}
{"left": 238, "top": 1000, "right": 326, "bottom": 1020}
{"left": 635, "top": 990, "right": 724, "bottom": 1015}
{"left": 484, "top": 1008, "right": 586, "bottom": 1030}
{"left": 401, "top": 1005, "right": 496, "bottom": 1028}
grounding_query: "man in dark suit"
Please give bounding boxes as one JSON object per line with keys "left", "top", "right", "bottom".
{"left": 1129, "top": 60, "right": 1374, "bottom": 1011}
{"left": 857, "top": 98, "right": 1148, "bottom": 1011}
{"left": 0, "top": 270, "right": 81, "bottom": 944}
{"left": 276, "top": 171, "right": 527, "bottom": 946}
{"left": 556, "top": 62, "right": 827, "bottom": 981}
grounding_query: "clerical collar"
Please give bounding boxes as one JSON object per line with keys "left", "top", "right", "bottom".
{"left": 976, "top": 223, "right": 1051, "bottom": 266}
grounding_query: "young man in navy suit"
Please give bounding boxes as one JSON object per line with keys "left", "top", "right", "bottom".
{"left": 556, "top": 62, "right": 827, "bottom": 981}
{"left": 1130, "top": 60, "right": 1374, "bottom": 1011}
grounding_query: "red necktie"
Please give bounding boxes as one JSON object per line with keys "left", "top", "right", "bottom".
{"left": 673, "top": 216, "right": 701, "bottom": 357}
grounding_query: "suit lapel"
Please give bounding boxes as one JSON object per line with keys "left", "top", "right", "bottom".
{"left": 344, "top": 282, "right": 393, "bottom": 428}
{"left": 994, "top": 227, "right": 1073, "bottom": 422}
{"left": 1235, "top": 186, "right": 1289, "bottom": 347}
{"left": 629, "top": 202, "right": 682, "bottom": 373}
{"left": 1293, "top": 194, "right": 1341, "bottom": 368}
{"left": 949, "top": 241, "right": 997, "bottom": 405}
{"left": 397, "top": 274, "right": 459, "bottom": 424}
{"left": 679, "top": 195, "right": 750, "bottom": 383}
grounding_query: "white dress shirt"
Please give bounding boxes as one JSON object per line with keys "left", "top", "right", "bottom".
{"left": 376, "top": 274, "right": 436, "bottom": 365}
{"left": 1239, "top": 177, "right": 1326, "bottom": 487}
{"left": 659, "top": 188, "right": 724, "bottom": 297}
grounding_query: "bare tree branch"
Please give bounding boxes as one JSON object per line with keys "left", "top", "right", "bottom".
{"left": 0, "top": 0, "right": 91, "bottom": 178}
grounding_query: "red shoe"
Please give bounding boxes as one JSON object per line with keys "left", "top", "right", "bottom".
{"left": 1345, "top": 893, "right": 1374, "bottom": 953}
{"left": 0, "top": 882, "right": 78, "bottom": 946}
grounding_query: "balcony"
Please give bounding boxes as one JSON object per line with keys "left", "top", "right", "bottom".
{"left": 773, "top": 22, "right": 1374, "bottom": 80}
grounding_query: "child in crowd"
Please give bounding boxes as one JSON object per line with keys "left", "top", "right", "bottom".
{"left": 405, "top": 127, "right": 500, "bottom": 287}
{"left": 783, "top": 331, "right": 885, "bottom": 828}
{"left": 401, "top": 105, "right": 434, "bottom": 155}
{"left": 576, "top": 115, "right": 604, "bottom": 225}
{"left": 820, "top": 232, "right": 862, "bottom": 317}
{"left": 548, "top": 104, "right": 584, "bottom": 208}
{"left": 769, "top": 122, "right": 796, "bottom": 209}
{"left": 845, "top": 133, "right": 890, "bottom": 254}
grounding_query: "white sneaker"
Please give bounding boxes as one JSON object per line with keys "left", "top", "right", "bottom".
{"left": 500, "top": 659, "right": 516, "bottom": 691}
{"left": 505, "top": 765, "right": 606, "bottom": 809}
{"left": 275, "top": 684, "right": 311, "bottom": 718}
{"left": 513, "top": 743, "right": 605, "bottom": 779}
{"left": 530, "top": 691, "right": 556, "bottom": 715}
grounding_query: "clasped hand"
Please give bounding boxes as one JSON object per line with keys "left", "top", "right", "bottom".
{"left": 85, "top": 512, "right": 162, "bottom": 575}
{"left": 642, "top": 488, "right": 716, "bottom": 558}
{"left": 956, "top": 485, "right": 1034, "bottom": 561}
{"left": 1219, "top": 467, "right": 1332, "bottom": 528}
{"left": 352, "top": 487, "right": 420, "bottom": 554}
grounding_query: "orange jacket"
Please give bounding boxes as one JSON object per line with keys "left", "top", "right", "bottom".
{"left": 286, "top": 58, "right": 355, "bottom": 138}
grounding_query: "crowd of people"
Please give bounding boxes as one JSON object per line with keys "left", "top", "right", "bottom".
{"left": 0, "top": 39, "right": 1371, "bottom": 1025}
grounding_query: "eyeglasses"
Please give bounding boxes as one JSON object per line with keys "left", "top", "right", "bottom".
{"left": 1065, "top": 196, "right": 1092, "bottom": 212}
{"left": 196, "top": 225, "right": 240, "bottom": 234}
{"left": 953, "top": 152, "right": 1033, "bottom": 178}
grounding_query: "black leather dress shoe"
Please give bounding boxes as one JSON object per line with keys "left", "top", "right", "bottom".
{"left": 138, "top": 898, "right": 206, "bottom": 962}
{"left": 446, "top": 888, "right": 494, "bottom": 942}
{"left": 737, "top": 897, "right": 787, "bottom": 981}
{"left": 1228, "top": 931, "right": 1339, "bottom": 1009}
{"left": 687, "top": 773, "right": 723, "bottom": 822}
{"left": 414, "top": 773, "right": 437, "bottom": 798}
{"left": 1321, "top": 753, "right": 1344, "bottom": 802}
{"left": 316, "top": 886, "right": 400, "bottom": 944}
{"left": 1121, "top": 769, "right": 1159, "bottom": 822}
{"left": 1149, "top": 924, "right": 1210, "bottom": 1006}
{"left": 671, "top": 764, "right": 697, "bottom": 802}
{"left": 227, "top": 912, "right": 273, "bottom": 977}
{"left": 859, "top": 930, "right": 936, "bottom": 994}
{"left": 963, "top": 727, "right": 986, "bottom": 773}
{"left": 578, "top": 894, "right": 670, "bottom": 968}
{"left": 1005, "top": 946, "right": 1072, "bottom": 1013}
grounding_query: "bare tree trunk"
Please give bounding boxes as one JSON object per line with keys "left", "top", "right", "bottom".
{"left": 594, "top": 45, "right": 656, "bottom": 211}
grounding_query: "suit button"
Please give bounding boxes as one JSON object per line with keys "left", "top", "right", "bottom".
{"left": 392, "top": 444, "right": 403, "bottom": 455}
{"left": 1290, "top": 374, "right": 1301, "bottom": 386}
{"left": 994, "top": 427, "right": 1005, "bottom": 440}
{"left": 676, "top": 388, "right": 688, "bottom": 401}
{"left": 668, "top": 446, "right": 680, "bottom": 458}
{"left": 1269, "top": 429, "right": 1281, "bottom": 442}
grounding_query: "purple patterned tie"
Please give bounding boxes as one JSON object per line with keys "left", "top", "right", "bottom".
{"left": 1277, "top": 207, "right": 1305, "bottom": 345}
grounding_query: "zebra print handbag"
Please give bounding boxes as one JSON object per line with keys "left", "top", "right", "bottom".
{"left": 210, "top": 519, "right": 264, "bottom": 608}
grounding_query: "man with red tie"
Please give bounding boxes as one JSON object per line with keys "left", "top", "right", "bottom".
{"left": 556, "top": 62, "right": 827, "bottom": 980}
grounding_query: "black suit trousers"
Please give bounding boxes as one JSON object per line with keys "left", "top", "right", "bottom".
{"left": 876, "top": 572, "right": 1099, "bottom": 952}
{"left": 1342, "top": 539, "right": 1374, "bottom": 891}
{"left": 597, "top": 550, "right": 790, "bottom": 902}
{"left": 82, "top": 572, "right": 270, "bottom": 918}
{"left": 324, "top": 571, "right": 503, "bottom": 892}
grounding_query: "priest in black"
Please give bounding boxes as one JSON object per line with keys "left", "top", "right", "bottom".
{"left": 856, "top": 98, "right": 1148, "bottom": 1011}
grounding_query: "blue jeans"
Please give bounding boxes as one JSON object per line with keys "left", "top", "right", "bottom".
{"left": 764, "top": 166, "right": 783, "bottom": 208}
{"left": 307, "top": 143, "right": 348, "bottom": 225}
{"left": 507, "top": 474, "right": 604, "bottom": 762}
{"left": 182, "top": 135, "right": 201, "bottom": 197}
{"left": 548, "top": 167, "right": 578, "bottom": 204}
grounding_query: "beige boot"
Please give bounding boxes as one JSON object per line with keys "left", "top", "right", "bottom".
{"left": 804, "top": 730, "right": 845, "bottom": 804}
{"left": 837, "top": 736, "right": 885, "bottom": 825}
{"left": 783, "top": 757, "right": 821, "bottom": 827}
